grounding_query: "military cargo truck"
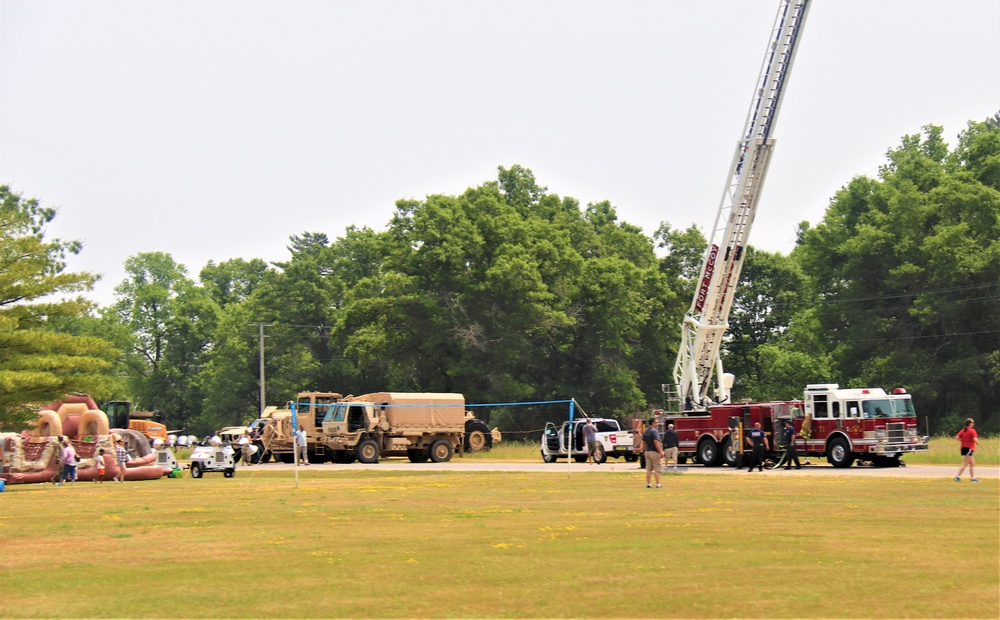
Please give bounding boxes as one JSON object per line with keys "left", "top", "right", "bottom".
{"left": 321, "top": 392, "right": 470, "bottom": 464}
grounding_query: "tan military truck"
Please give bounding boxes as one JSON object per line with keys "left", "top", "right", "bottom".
{"left": 260, "top": 392, "right": 342, "bottom": 463}
{"left": 321, "top": 392, "right": 473, "bottom": 464}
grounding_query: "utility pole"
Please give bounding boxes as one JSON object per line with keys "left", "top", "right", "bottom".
{"left": 250, "top": 322, "right": 271, "bottom": 416}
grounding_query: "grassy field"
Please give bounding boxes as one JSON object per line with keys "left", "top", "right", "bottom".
{"left": 1, "top": 470, "right": 997, "bottom": 618}
{"left": 901, "top": 436, "right": 999, "bottom": 466}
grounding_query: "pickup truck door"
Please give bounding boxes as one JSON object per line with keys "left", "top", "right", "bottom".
{"left": 544, "top": 422, "right": 561, "bottom": 452}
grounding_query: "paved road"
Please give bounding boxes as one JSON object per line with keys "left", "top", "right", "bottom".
{"left": 237, "top": 459, "right": 995, "bottom": 479}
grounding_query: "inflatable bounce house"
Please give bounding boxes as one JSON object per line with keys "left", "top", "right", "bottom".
{"left": 0, "top": 394, "right": 180, "bottom": 486}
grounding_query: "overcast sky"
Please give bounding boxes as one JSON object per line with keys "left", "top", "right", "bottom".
{"left": 2, "top": 0, "right": 998, "bottom": 307}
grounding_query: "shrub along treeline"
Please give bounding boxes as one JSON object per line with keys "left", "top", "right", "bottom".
{"left": 5, "top": 118, "right": 998, "bottom": 437}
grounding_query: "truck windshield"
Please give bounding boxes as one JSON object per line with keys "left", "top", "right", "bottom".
{"left": 861, "top": 399, "right": 915, "bottom": 418}
{"left": 323, "top": 404, "right": 348, "bottom": 423}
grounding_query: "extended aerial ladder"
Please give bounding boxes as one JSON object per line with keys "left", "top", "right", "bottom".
{"left": 668, "top": 0, "right": 811, "bottom": 411}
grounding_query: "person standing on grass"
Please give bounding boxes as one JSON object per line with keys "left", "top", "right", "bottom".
{"left": 745, "top": 422, "right": 768, "bottom": 472}
{"left": 663, "top": 424, "right": 680, "bottom": 472}
{"left": 95, "top": 448, "right": 106, "bottom": 484}
{"left": 583, "top": 419, "right": 599, "bottom": 464}
{"left": 295, "top": 425, "right": 310, "bottom": 466}
{"left": 115, "top": 438, "right": 129, "bottom": 483}
{"left": 954, "top": 418, "right": 980, "bottom": 483}
{"left": 642, "top": 419, "right": 664, "bottom": 488}
{"left": 61, "top": 439, "right": 78, "bottom": 485}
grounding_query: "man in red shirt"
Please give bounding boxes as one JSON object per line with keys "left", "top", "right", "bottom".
{"left": 954, "top": 418, "right": 980, "bottom": 483}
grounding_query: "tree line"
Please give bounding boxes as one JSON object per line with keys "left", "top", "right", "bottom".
{"left": 2, "top": 117, "right": 997, "bottom": 437}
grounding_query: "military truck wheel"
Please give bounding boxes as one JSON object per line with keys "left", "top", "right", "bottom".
{"left": 407, "top": 449, "right": 429, "bottom": 463}
{"left": 279, "top": 453, "right": 294, "bottom": 464}
{"left": 190, "top": 463, "right": 202, "bottom": 478}
{"left": 463, "top": 420, "right": 493, "bottom": 452}
{"left": 429, "top": 440, "right": 453, "bottom": 463}
{"left": 332, "top": 450, "right": 357, "bottom": 464}
{"left": 541, "top": 451, "right": 558, "bottom": 463}
{"left": 356, "top": 439, "right": 380, "bottom": 464}
{"left": 224, "top": 468, "right": 235, "bottom": 478}
{"left": 259, "top": 452, "right": 272, "bottom": 464}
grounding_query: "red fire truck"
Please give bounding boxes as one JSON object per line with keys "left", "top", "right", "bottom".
{"left": 654, "top": 383, "right": 928, "bottom": 469}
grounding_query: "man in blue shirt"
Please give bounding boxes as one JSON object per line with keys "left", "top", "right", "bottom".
{"left": 642, "top": 419, "right": 665, "bottom": 488}
{"left": 746, "top": 422, "right": 769, "bottom": 472}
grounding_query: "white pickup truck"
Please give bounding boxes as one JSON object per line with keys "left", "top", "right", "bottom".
{"left": 540, "top": 418, "right": 638, "bottom": 464}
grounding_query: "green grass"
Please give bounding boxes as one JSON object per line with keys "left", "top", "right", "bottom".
{"left": 901, "top": 436, "right": 999, "bottom": 466}
{"left": 464, "top": 439, "right": 541, "bottom": 461}
{"left": 1, "top": 471, "right": 996, "bottom": 618}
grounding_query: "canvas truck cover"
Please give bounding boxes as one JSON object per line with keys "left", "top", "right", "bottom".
{"left": 352, "top": 393, "right": 466, "bottom": 432}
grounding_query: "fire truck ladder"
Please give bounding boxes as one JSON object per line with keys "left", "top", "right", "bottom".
{"left": 671, "top": 0, "right": 810, "bottom": 410}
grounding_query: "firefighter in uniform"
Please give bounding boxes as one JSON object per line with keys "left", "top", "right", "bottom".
{"left": 746, "top": 422, "right": 769, "bottom": 472}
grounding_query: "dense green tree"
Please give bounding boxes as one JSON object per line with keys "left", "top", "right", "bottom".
{"left": 794, "top": 120, "right": 1000, "bottom": 433}
{"left": 725, "top": 247, "right": 813, "bottom": 400}
{"left": 105, "top": 252, "right": 217, "bottom": 432}
{"left": 332, "top": 166, "right": 679, "bottom": 431}
{"left": 0, "top": 186, "right": 118, "bottom": 429}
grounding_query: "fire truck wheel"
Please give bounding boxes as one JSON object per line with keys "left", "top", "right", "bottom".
{"left": 828, "top": 437, "right": 855, "bottom": 468}
{"left": 721, "top": 436, "right": 738, "bottom": 467}
{"left": 190, "top": 463, "right": 203, "bottom": 478}
{"left": 542, "top": 451, "right": 558, "bottom": 463}
{"left": 429, "top": 440, "right": 453, "bottom": 463}
{"left": 356, "top": 439, "right": 380, "bottom": 464}
{"left": 698, "top": 438, "right": 722, "bottom": 467}
{"left": 223, "top": 468, "right": 235, "bottom": 478}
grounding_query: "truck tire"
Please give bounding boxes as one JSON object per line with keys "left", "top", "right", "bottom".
{"left": 721, "top": 436, "right": 739, "bottom": 468}
{"left": 541, "top": 451, "right": 558, "bottom": 463}
{"left": 464, "top": 419, "right": 493, "bottom": 452}
{"left": 873, "top": 455, "right": 901, "bottom": 468}
{"left": 190, "top": 463, "right": 202, "bottom": 478}
{"left": 407, "top": 449, "right": 429, "bottom": 463}
{"left": 624, "top": 453, "right": 638, "bottom": 463}
{"left": 332, "top": 450, "right": 357, "bottom": 464}
{"left": 698, "top": 438, "right": 722, "bottom": 467}
{"left": 259, "top": 451, "right": 272, "bottom": 464}
{"left": 429, "top": 440, "right": 453, "bottom": 463}
{"left": 827, "top": 437, "right": 855, "bottom": 468}
{"left": 279, "top": 453, "right": 294, "bottom": 464}
{"left": 593, "top": 445, "right": 607, "bottom": 464}
{"left": 251, "top": 441, "right": 265, "bottom": 464}
{"left": 224, "top": 468, "right": 235, "bottom": 478}
{"left": 573, "top": 455, "right": 588, "bottom": 463}
{"left": 356, "top": 440, "right": 380, "bottom": 464}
